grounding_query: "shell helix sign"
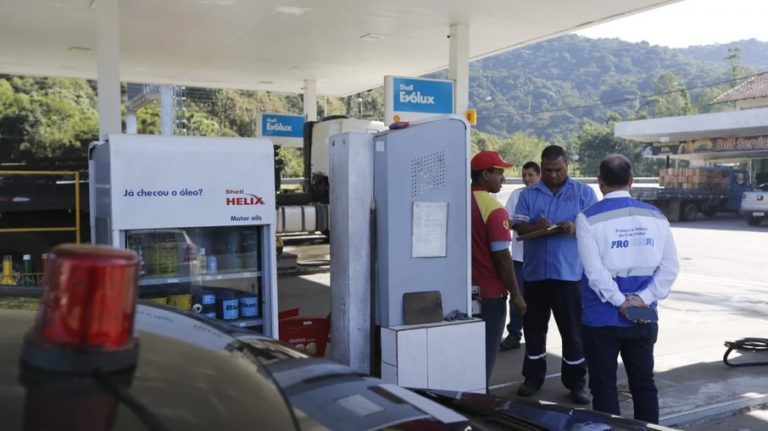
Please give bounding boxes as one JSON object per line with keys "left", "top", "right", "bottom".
{"left": 384, "top": 75, "right": 454, "bottom": 123}
{"left": 257, "top": 113, "right": 305, "bottom": 148}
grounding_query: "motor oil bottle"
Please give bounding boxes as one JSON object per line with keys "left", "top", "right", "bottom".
{"left": 18, "top": 254, "right": 36, "bottom": 287}
{"left": 197, "top": 248, "right": 208, "bottom": 275}
{"left": 1, "top": 255, "right": 16, "bottom": 285}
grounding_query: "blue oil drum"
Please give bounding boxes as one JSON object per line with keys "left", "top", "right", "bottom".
{"left": 217, "top": 290, "right": 239, "bottom": 321}
{"left": 239, "top": 294, "right": 259, "bottom": 318}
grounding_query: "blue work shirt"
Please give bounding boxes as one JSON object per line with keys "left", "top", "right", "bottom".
{"left": 514, "top": 177, "right": 598, "bottom": 282}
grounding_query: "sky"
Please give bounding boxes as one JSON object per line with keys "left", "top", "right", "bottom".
{"left": 576, "top": 0, "right": 768, "bottom": 48}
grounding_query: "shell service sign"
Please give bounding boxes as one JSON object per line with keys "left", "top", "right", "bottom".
{"left": 644, "top": 134, "right": 768, "bottom": 156}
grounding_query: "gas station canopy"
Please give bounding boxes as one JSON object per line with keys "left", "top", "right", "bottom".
{"left": 1, "top": 0, "right": 676, "bottom": 96}
{"left": 615, "top": 107, "right": 768, "bottom": 144}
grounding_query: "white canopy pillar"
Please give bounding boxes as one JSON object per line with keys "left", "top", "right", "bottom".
{"left": 160, "top": 85, "right": 175, "bottom": 136}
{"left": 126, "top": 111, "right": 137, "bottom": 134}
{"left": 449, "top": 23, "right": 469, "bottom": 116}
{"left": 96, "top": 0, "right": 122, "bottom": 139}
{"left": 304, "top": 79, "right": 318, "bottom": 121}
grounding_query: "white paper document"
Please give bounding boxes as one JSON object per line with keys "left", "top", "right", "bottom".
{"left": 411, "top": 201, "right": 448, "bottom": 258}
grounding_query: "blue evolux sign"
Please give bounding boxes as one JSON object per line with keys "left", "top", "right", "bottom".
{"left": 392, "top": 77, "right": 453, "bottom": 114}
{"left": 261, "top": 114, "right": 305, "bottom": 138}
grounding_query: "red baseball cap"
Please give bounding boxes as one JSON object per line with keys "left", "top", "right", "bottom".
{"left": 471, "top": 150, "right": 514, "bottom": 171}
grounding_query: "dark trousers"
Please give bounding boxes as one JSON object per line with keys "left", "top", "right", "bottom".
{"left": 478, "top": 298, "right": 507, "bottom": 384}
{"left": 505, "top": 260, "right": 525, "bottom": 336}
{"left": 582, "top": 323, "right": 660, "bottom": 424}
{"left": 521, "top": 279, "right": 586, "bottom": 390}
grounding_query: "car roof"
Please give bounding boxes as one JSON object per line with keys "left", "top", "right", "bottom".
{"left": 0, "top": 304, "right": 299, "bottom": 430}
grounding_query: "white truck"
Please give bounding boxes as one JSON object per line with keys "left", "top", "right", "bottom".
{"left": 275, "top": 117, "right": 387, "bottom": 234}
{"left": 740, "top": 183, "right": 768, "bottom": 226}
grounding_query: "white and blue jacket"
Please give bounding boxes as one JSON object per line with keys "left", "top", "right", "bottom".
{"left": 576, "top": 191, "right": 679, "bottom": 327}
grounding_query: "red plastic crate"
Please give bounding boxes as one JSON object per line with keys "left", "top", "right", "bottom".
{"left": 278, "top": 316, "right": 330, "bottom": 357}
{"left": 278, "top": 307, "right": 300, "bottom": 320}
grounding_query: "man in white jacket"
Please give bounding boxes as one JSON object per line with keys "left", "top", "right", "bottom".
{"left": 576, "top": 154, "right": 679, "bottom": 424}
{"left": 500, "top": 161, "right": 540, "bottom": 350}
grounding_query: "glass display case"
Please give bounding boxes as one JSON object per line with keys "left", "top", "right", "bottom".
{"left": 126, "top": 226, "right": 265, "bottom": 330}
{"left": 89, "top": 134, "right": 278, "bottom": 337}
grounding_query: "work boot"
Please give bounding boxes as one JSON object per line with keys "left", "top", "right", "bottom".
{"left": 516, "top": 380, "right": 540, "bottom": 397}
{"left": 499, "top": 334, "right": 521, "bottom": 351}
{"left": 569, "top": 387, "right": 591, "bottom": 405}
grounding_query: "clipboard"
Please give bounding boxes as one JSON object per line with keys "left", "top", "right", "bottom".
{"left": 516, "top": 224, "right": 565, "bottom": 241}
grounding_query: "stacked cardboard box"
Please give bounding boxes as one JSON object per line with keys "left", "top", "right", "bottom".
{"left": 658, "top": 168, "right": 730, "bottom": 190}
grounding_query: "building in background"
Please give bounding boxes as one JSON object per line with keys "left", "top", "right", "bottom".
{"left": 616, "top": 72, "right": 768, "bottom": 185}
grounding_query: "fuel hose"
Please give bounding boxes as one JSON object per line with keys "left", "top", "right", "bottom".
{"left": 723, "top": 338, "right": 768, "bottom": 367}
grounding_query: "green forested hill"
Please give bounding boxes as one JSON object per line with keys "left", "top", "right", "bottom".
{"left": 461, "top": 34, "right": 764, "bottom": 142}
{"left": 679, "top": 38, "right": 768, "bottom": 71}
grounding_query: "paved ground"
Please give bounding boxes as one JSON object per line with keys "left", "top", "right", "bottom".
{"left": 681, "top": 406, "right": 768, "bottom": 431}
{"left": 276, "top": 211, "right": 768, "bottom": 430}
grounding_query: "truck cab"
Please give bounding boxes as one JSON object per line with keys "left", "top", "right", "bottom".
{"left": 275, "top": 117, "right": 387, "bottom": 235}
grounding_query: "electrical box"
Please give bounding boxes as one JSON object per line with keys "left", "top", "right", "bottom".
{"left": 373, "top": 117, "right": 471, "bottom": 327}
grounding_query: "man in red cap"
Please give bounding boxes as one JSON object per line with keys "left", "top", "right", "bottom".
{"left": 470, "top": 150, "right": 527, "bottom": 386}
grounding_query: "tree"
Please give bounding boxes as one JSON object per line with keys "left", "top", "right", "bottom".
{"left": 276, "top": 146, "right": 303, "bottom": 178}
{"left": 0, "top": 76, "right": 98, "bottom": 162}
{"left": 574, "top": 115, "right": 661, "bottom": 177}
{"left": 471, "top": 129, "right": 503, "bottom": 154}
{"left": 726, "top": 47, "right": 742, "bottom": 88}
{"left": 497, "top": 133, "right": 549, "bottom": 175}
{"left": 471, "top": 130, "right": 548, "bottom": 176}
{"left": 640, "top": 71, "right": 696, "bottom": 118}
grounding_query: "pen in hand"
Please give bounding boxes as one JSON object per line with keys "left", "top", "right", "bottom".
{"left": 536, "top": 211, "right": 551, "bottom": 228}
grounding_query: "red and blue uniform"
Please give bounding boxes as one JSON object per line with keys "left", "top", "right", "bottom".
{"left": 471, "top": 186, "right": 512, "bottom": 299}
{"left": 471, "top": 186, "right": 511, "bottom": 383}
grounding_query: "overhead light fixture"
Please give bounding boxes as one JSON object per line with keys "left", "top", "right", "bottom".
{"left": 360, "top": 33, "right": 382, "bottom": 41}
{"left": 276, "top": 6, "right": 309, "bottom": 15}
{"left": 659, "top": 136, "right": 670, "bottom": 143}
{"left": 68, "top": 46, "right": 92, "bottom": 54}
{"left": 256, "top": 81, "right": 273, "bottom": 85}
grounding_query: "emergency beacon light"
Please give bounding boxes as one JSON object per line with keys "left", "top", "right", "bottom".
{"left": 22, "top": 244, "right": 140, "bottom": 373}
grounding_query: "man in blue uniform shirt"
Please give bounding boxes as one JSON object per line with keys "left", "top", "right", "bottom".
{"left": 513, "top": 145, "right": 597, "bottom": 404}
{"left": 576, "top": 154, "right": 679, "bottom": 423}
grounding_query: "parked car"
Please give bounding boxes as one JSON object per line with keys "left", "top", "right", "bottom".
{"left": 740, "top": 183, "right": 768, "bottom": 226}
{"left": 0, "top": 244, "right": 678, "bottom": 431}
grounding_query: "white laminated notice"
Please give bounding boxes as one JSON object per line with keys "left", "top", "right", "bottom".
{"left": 411, "top": 201, "right": 448, "bottom": 258}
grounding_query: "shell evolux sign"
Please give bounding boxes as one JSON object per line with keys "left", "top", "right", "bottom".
{"left": 384, "top": 76, "right": 454, "bottom": 123}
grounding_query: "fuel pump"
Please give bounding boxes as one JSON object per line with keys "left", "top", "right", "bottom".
{"left": 330, "top": 116, "right": 486, "bottom": 393}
